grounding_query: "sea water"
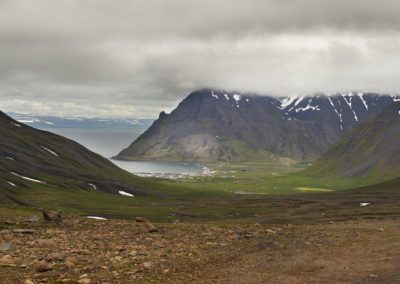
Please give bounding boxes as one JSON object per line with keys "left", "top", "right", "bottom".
{"left": 39, "top": 127, "right": 204, "bottom": 174}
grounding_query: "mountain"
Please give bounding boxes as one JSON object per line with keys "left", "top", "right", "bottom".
{"left": 115, "top": 89, "right": 399, "bottom": 163}
{"left": 0, "top": 111, "right": 158, "bottom": 205}
{"left": 7, "top": 112, "right": 154, "bottom": 129}
{"left": 302, "top": 102, "right": 400, "bottom": 181}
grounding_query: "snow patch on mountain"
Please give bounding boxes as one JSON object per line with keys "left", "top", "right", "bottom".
{"left": 328, "top": 96, "right": 343, "bottom": 130}
{"left": 278, "top": 96, "right": 297, "bottom": 109}
{"left": 233, "top": 94, "right": 241, "bottom": 102}
{"left": 118, "top": 190, "right": 134, "bottom": 197}
{"left": 342, "top": 93, "right": 358, "bottom": 122}
{"left": 88, "top": 183, "right": 97, "bottom": 190}
{"left": 391, "top": 95, "right": 400, "bottom": 102}
{"left": 294, "top": 96, "right": 304, "bottom": 107}
{"left": 295, "top": 103, "right": 321, "bottom": 112}
{"left": 358, "top": 92, "right": 368, "bottom": 110}
{"left": 87, "top": 216, "right": 108, "bottom": 220}
{"left": 232, "top": 94, "right": 242, "bottom": 109}
{"left": 41, "top": 146, "right": 58, "bottom": 157}
{"left": 10, "top": 172, "right": 46, "bottom": 184}
{"left": 211, "top": 90, "right": 219, "bottom": 99}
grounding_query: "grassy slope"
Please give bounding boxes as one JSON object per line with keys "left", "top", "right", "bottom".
{"left": 3, "top": 156, "right": 397, "bottom": 223}
{"left": 302, "top": 102, "right": 400, "bottom": 184}
{"left": 160, "top": 162, "right": 361, "bottom": 196}
{"left": 2, "top": 104, "right": 399, "bottom": 222}
{"left": 0, "top": 111, "right": 235, "bottom": 215}
{"left": 1, "top": 174, "right": 399, "bottom": 224}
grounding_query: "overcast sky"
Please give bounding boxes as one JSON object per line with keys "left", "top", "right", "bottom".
{"left": 0, "top": 0, "right": 400, "bottom": 118}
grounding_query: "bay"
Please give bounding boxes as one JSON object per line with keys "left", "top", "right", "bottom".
{"left": 38, "top": 127, "right": 204, "bottom": 174}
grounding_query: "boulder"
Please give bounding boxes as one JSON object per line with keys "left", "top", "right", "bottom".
{"left": 0, "top": 255, "right": 16, "bottom": 267}
{"left": 48, "top": 252, "right": 66, "bottom": 262}
{"left": 143, "top": 261, "right": 153, "bottom": 269}
{"left": 26, "top": 215, "right": 41, "bottom": 222}
{"left": 43, "top": 210, "right": 62, "bottom": 222}
{"left": 144, "top": 222, "right": 158, "bottom": 233}
{"left": 135, "top": 217, "right": 158, "bottom": 233}
{"left": 0, "top": 243, "right": 16, "bottom": 252}
{"left": 34, "top": 261, "right": 53, "bottom": 272}
{"left": 135, "top": 217, "right": 150, "bottom": 223}
{"left": 12, "top": 229, "right": 35, "bottom": 234}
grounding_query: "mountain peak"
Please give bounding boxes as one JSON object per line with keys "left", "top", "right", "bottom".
{"left": 116, "top": 91, "right": 400, "bottom": 163}
{"left": 159, "top": 111, "right": 168, "bottom": 119}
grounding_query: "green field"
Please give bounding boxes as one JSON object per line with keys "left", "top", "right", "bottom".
{"left": 3, "top": 161, "right": 398, "bottom": 223}
{"left": 157, "top": 162, "right": 369, "bottom": 194}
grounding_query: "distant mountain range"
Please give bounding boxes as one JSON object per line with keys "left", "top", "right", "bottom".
{"left": 0, "top": 111, "right": 159, "bottom": 205}
{"left": 7, "top": 112, "right": 154, "bottom": 129}
{"left": 303, "top": 102, "right": 400, "bottom": 182}
{"left": 116, "top": 89, "right": 399, "bottom": 163}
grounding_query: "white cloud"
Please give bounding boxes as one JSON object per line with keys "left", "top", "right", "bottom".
{"left": 0, "top": 0, "right": 400, "bottom": 118}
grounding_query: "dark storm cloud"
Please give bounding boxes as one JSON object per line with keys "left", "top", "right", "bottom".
{"left": 0, "top": 0, "right": 399, "bottom": 117}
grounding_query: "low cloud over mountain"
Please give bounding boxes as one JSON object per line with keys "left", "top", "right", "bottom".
{"left": 1, "top": 0, "right": 400, "bottom": 117}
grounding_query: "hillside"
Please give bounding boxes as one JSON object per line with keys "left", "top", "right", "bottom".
{"left": 0, "top": 111, "right": 161, "bottom": 205}
{"left": 303, "top": 102, "right": 400, "bottom": 181}
{"left": 116, "top": 89, "right": 399, "bottom": 163}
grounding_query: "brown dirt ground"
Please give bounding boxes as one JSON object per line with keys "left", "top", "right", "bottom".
{"left": 1, "top": 215, "right": 400, "bottom": 283}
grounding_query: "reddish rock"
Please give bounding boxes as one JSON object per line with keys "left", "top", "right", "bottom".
{"left": 135, "top": 217, "right": 150, "bottom": 223}
{"left": 144, "top": 222, "right": 158, "bottom": 233}
{"left": 34, "top": 261, "right": 53, "bottom": 272}
{"left": 0, "top": 255, "right": 17, "bottom": 267}
{"left": 43, "top": 210, "right": 62, "bottom": 222}
{"left": 136, "top": 217, "right": 158, "bottom": 233}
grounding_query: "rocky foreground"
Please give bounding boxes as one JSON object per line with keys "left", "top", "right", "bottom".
{"left": 1, "top": 213, "right": 400, "bottom": 283}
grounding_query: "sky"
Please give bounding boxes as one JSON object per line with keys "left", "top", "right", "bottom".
{"left": 0, "top": 0, "right": 400, "bottom": 118}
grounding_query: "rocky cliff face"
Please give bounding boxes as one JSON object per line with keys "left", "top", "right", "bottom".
{"left": 116, "top": 89, "right": 399, "bottom": 163}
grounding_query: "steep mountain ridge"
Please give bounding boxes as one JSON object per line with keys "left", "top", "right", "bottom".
{"left": 116, "top": 89, "right": 399, "bottom": 163}
{"left": 302, "top": 102, "right": 400, "bottom": 181}
{"left": 0, "top": 111, "right": 158, "bottom": 204}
